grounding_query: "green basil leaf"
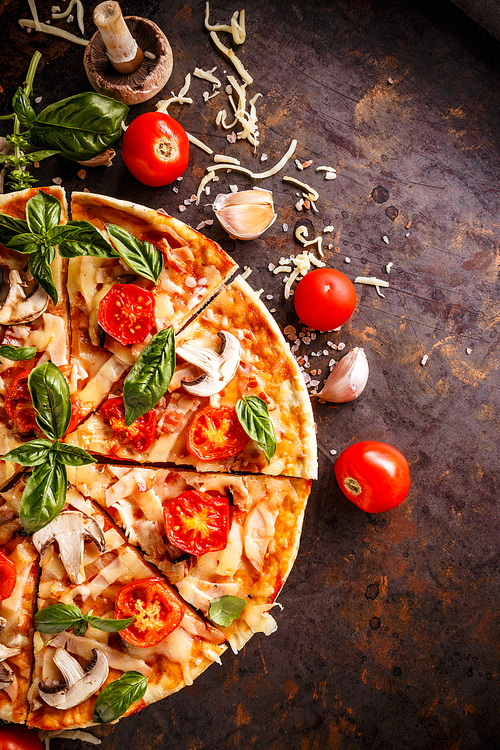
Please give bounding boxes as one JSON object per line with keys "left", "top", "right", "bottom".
{"left": 235, "top": 396, "right": 277, "bottom": 464}
{"left": 123, "top": 327, "right": 175, "bottom": 426}
{"left": 87, "top": 615, "right": 135, "bottom": 632}
{"left": 93, "top": 671, "right": 148, "bottom": 724}
{"left": 0, "top": 345, "right": 37, "bottom": 361}
{"left": 19, "top": 459, "right": 67, "bottom": 534}
{"left": 208, "top": 595, "right": 246, "bottom": 627}
{"left": 12, "top": 87, "right": 36, "bottom": 128}
{"left": 106, "top": 224, "right": 163, "bottom": 284}
{"left": 0, "top": 214, "right": 28, "bottom": 245}
{"left": 28, "top": 362, "right": 70, "bottom": 440}
{"left": 73, "top": 619, "right": 89, "bottom": 637}
{"left": 28, "top": 252, "right": 58, "bottom": 305}
{"left": 25, "top": 150, "right": 61, "bottom": 163}
{"left": 34, "top": 603, "right": 83, "bottom": 634}
{"left": 53, "top": 220, "right": 118, "bottom": 258}
{"left": 31, "top": 93, "right": 129, "bottom": 162}
{"left": 26, "top": 190, "right": 61, "bottom": 235}
{"left": 6, "top": 233, "right": 41, "bottom": 253}
{"left": 53, "top": 442, "right": 96, "bottom": 467}
{"left": 2, "top": 439, "right": 53, "bottom": 466}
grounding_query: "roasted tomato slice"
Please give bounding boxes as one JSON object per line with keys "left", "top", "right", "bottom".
{"left": 98, "top": 283, "right": 155, "bottom": 346}
{"left": 101, "top": 397, "right": 156, "bottom": 453}
{"left": 5, "top": 369, "right": 37, "bottom": 434}
{"left": 0, "top": 551, "right": 17, "bottom": 600}
{"left": 163, "top": 490, "right": 229, "bottom": 557}
{"left": 115, "top": 577, "right": 185, "bottom": 647}
{"left": 186, "top": 405, "right": 249, "bottom": 461}
{"left": 64, "top": 395, "right": 82, "bottom": 437}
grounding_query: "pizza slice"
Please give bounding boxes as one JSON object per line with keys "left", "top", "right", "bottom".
{"left": 66, "top": 275, "right": 318, "bottom": 480}
{"left": 0, "top": 482, "right": 39, "bottom": 723}
{"left": 0, "top": 476, "right": 228, "bottom": 731}
{"left": 67, "top": 463, "right": 311, "bottom": 653}
{"left": 0, "top": 186, "right": 71, "bottom": 491}
{"left": 66, "top": 191, "right": 237, "bottom": 422}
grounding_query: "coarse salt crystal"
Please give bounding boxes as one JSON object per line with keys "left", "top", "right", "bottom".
{"left": 52, "top": 177, "right": 62, "bottom": 185}
{"left": 421, "top": 354, "right": 428, "bottom": 366}
{"left": 282, "top": 223, "right": 288, "bottom": 232}
{"left": 330, "top": 449, "right": 337, "bottom": 455}
{"left": 345, "top": 257, "right": 351, "bottom": 263}
{"left": 382, "top": 235, "right": 389, "bottom": 244}
{"left": 173, "top": 186, "right": 179, "bottom": 193}
{"left": 35, "top": 96, "right": 42, "bottom": 103}
{"left": 466, "top": 348, "right": 472, "bottom": 355}
{"left": 77, "top": 169, "right": 86, "bottom": 180}
{"left": 337, "top": 342, "right": 345, "bottom": 350}
{"left": 230, "top": 185, "right": 238, "bottom": 192}
{"left": 179, "top": 205, "right": 186, "bottom": 212}
{"left": 261, "top": 154, "right": 268, "bottom": 161}
{"left": 205, "top": 219, "right": 214, "bottom": 225}
{"left": 268, "top": 263, "right": 276, "bottom": 272}
{"left": 266, "top": 295, "right": 273, "bottom": 300}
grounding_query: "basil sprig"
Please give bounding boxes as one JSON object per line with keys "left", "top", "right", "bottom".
{"left": 106, "top": 224, "right": 163, "bottom": 284}
{"left": 123, "top": 327, "right": 175, "bottom": 426}
{"left": 235, "top": 396, "right": 277, "bottom": 464}
{"left": 2, "top": 361, "right": 95, "bottom": 534}
{"left": 0, "top": 345, "right": 37, "bottom": 361}
{"left": 34, "top": 602, "right": 134, "bottom": 637}
{"left": 209, "top": 595, "right": 246, "bottom": 627}
{"left": 93, "top": 671, "right": 148, "bottom": 724}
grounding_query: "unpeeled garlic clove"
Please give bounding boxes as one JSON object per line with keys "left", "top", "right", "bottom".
{"left": 213, "top": 188, "right": 277, "bottom": 240}
{"left": 317, "top": 347, "right": 369, "bottom": 403}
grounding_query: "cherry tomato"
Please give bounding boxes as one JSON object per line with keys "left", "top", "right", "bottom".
{"left": 334, "top": 441, "right": 411, "bottom": 513}
{"left": 101, "top": 397, "right": 156, "bottom": 453}
{"left": 115, "top": 577, "right": 185, "bottom": 647}
{"left": 98, "top": 284, "right": 155, "bottom": 347}
{"left": 294, "top": 268, "right": 357, "bottom": 331}
{"left": 121, "top": 112, "right": 189, "bottom": 187}
{"left": 5, "top": 369, "right": 37, "bottom": 434}
{"left": 164, "top": 490, "right": 229, "bottom": 556}
{"left": 64, "top": 395, "right": 82, "bottom": 436}
{"left": 0, "top": 726, "right": 44, "bottom": 750}
{"left": 187, "top": 405, "right": 249, "bottom": 461}
{"left": 0, "top": 551, "right": 17, "bottom": 600}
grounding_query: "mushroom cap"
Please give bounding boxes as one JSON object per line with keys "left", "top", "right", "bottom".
{"left": 84, "top": 16, "right": 173, "bottom": 105}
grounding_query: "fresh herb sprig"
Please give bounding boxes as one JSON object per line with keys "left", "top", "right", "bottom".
{"left": 34, "top": 602, "right": 134, "bottom": 637}
{"left": 123, "top": 327, "right": 175, "bottom": 426}
{"left": 209, "top": 595, "right": 246, "bottom": 627}
{"left": 0, "top": 345, "right": 37, "bottom": 361}
{"left": 236, "top": 396, "right": 277, "bottom": 464}
{"left": 93, "top": 671, "right": 148, "bottom": 724}
{"left": 2, "top": 361, "right": 95, "bottom": 534}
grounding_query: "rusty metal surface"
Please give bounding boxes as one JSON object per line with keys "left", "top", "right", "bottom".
{"left": 1, "top": 0, "right": 500, "bottom": 748}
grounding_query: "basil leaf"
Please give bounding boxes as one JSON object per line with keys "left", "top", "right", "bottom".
{"left": 0, "top": 214, "right": 28, "bottom": 245}
{"left": 209, "top": 595, "right": 246, "bottom": 627}
{"left": 0, "top": 345, "right": 37, "bottom": 361}
{"left": 31, "top": 93, "right": 129, "bottom": 162}
{"left": 26, "top": 190, "right": 61, "bottom": 235}
{"left": 53, "top": 442, "right": 96, "bottom": 467}
{"left": 235, "top": 396, "right": 277, "bottom": 464}
{"left": 34, "top": 603, "right": 83, "bottom": 634}
{"left": 73, "top": 619, "right": 89, "bottom": 637}
{"left": 28, "top": 362, "right": 70, "bottom": 440}
{"left": 93, "top": 671, "right": 148, "bottom": 724}
{"left": 12, "top": 87, "right": 36, "bottom": 128}
{"left": 106, "top": 224, "right": 163, "bottom": 284}
{"left": 19, "top": 459, "right": 67, "bottom": 534}
{"left": 3, "top": 439, "right": 53, "bottom": 466}
{"left": 25, "top": 150, "right": 61, "bottom": 163}
{"left": 28, "top": 252, "right": 58, "bottom": 305}
{"left": 87, "top": 615, "right": 135, "bottom": 632}
{"left": 53, "top": 221, "right": 118, "bottom": 258}
{"left": 7, "top": 233, "right": 41, "bottom": 253}
{"left": 123, "top": 327, "right": 175, "bottom": 426}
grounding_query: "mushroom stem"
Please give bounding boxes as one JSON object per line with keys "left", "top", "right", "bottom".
{"left": 93, "top": 0, "right": 144, "bottom": 74}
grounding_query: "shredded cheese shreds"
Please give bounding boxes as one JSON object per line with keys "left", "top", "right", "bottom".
{"left": 354, "top": 276, "right": 389, "bottom": 298}
{"left": 220, "top": 75, "right": 262, "bottom": 148}
{"left": 283, "top": 175, "right": 319, "bottom": 202}
{"left": 52, "top": 0, "right": 84, "bottom": 33}
{"left": 38, "top": 730, "right": 101, "bottom": 750}
{"left": 186, "top": 132, "right": 214, "bottom": 155}
{"left": 194, "top": 66, "right": 222, "bottom": 88}
{"left": 205, "top": 2, "right": 246, "bottom": 45}
{"left": 316, "top": 165, "right": 337, "bottom": 179}
{"left": 19, "top": 17, "right": 88, "bottom": 43}
{"left": 28, "top": 0, "right": 41, "bottom": 30}
{"left": 295, "top": 225, "right": 323, "bottom": 255}
{"left": 213, "top": 154, "right": 240, "bottom": 164}
{"left": 156, "top": 74, "right": 193, "bottom": 114}
{"left": 210, "top": 31, "right": 253, "bottom": 84}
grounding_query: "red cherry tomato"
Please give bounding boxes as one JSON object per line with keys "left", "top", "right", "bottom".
{"left": 101, "top": 397, "right": 156, "bottom": 453}
{"left": 0, "top": 726, "right": 44, "bottom": 750}
{"left": 163, "top": 490, "right": 229, "bottom": 556}
{"left": 64, "top": 395, "right": 82, "bottom": 436}
{"left": 187, "top": 405, "right": 249, "bottom": 461}
{"left": 98, "top": 284, "right": 155, "bottom": 346}
{"left": 0, "top": 551, "right": 17, "bottom": 600}
{"left": 334, "top": 441, "right": 411, "bottom": 513}
{"left": 5, "top": 369, "right": 37, "bottom": 434}
{"left": 121, "top": 112, "right": 189, "bottom": 187}
{"left": 115, "top": 577, "right": 185, "bottom": 647}
{"left": 294, "top": 268, "right": 356, "bottom": 331}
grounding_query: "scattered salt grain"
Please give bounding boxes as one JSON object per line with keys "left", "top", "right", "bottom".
{"left": 268, "top": 263, "right": 276, "bottom": 272}
{"left": 386, "top": 261, "right": 393, "bottom": 273}
{"left": 344, "top": 257, "right": 351, "bottom": 263}
{"left": 405, "top": 232, "right": 410, "bottom": 238}
{"left": 337, "top": 342, "right": 346, "bottom": 351}
{"left": 179, "top": 205, "right": 186, "bottom": 212}
{"left": 261, "top": 154, "right": 268, "bottom": 161}
{"left": 205, "top": 219, "right": 214, "bottom": 225}
{"left": 330, "top": 449, "right": 337, "bottom": 455}
{"left": 421, "top": 354, "right": 428, "bottom": 366}
{"left": 177, "top": 176, "right": 183, "bottom": 181}
{"left": 230, "top": 185, "right": 238, "bottom": 192}
{"left": 266, "top": 294, "right": 273, "bottom": 300}
{"left": 282, "top": 223, "right": 288, "bottom": 232}
{"left": 172, "top": 186, "right": 179, "bottom": 193}
{"left": 387, "top": 77, "right": 394, "bottom": 85}
{"left": 52, "top": 177, "right": 62, "bottom": 185}
{"left": 382, "top": 235, "right": 389, "bottom": 244}
{"left": 227, "top": 132, "right": 237, "bottom": 143}
{"left": 35, "top": 96, "right": 42, "bottom": 104}
{"left": 77, "top": 169, "right": 86, "bottom": 180}
{"left": 323, "top": 225, "right": 334, "bottom": 233}
{"left": 466, "top": 348, "right": 472, "bottom": 355}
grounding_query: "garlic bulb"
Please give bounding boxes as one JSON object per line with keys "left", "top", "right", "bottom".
{"left": 213, "top": 188, "right": 277, "bottom": 240}
{"left": 317, "top": 347, "right": 369, "bottom": 403}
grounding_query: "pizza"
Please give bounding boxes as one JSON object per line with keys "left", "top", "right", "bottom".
{"left": 0, "top": 187, "right": 317, "bottom": 733}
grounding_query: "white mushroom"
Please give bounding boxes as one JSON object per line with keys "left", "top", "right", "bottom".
{"left": 0, "top": 661, "right": 15, "bottom": 690}
{"left": 0, "top": 619, "right": 22, "bottom": 691}
{"left": 32, "top": 511, "right": 106, "bottom": 585}
{"left": 177, "top": 331, "right": 241, "bottom": 397}
{"left": 38, "top": 646, "right": 109, "bottom": 709}
{"left": 0, "top": 644, "right": 22, "bottom": 661}
{"left": 0, "top": 269, "right": 49, "bottom": 325}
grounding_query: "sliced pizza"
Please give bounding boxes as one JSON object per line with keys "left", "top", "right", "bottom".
{"left": 66, "top": 275, "right": 318, "bottom": 480}
{"left": 0, "top": 482, "right": 39, "bottom": 723}
{"left": 67, "top": 463, "right": 311, "bottom": 653}
{"left": 0, "top": 477, "right": 228, "bottom": 731}
{"left": 66, "top": 191, "right": 237, "bottom": 422}
{"left": 0, "top": 186, "right": 71, "bottom": 491}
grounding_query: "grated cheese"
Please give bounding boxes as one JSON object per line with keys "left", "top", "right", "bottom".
{"left": 156, "top": 74, "right": 193, "bottom": 114}
{"left": 210, "top": 31, "right": 253, "bottom": 84}
{"left": 205, "top": 2, "right": 246, "bottom": 45}
{"left": 316, "top": 165, "right": 337, "bottom": 180}
{"left": 186, "top": 132, "right": 214, "bottom": 155}
{"left": 51, "top": 0, "right": 84, "bottom": 34}
{"left": 354, "top": 276, "right": 389, "bottom": 298}
{"left": 213, "top": 154, "right": 240, "bottom": 164}
{"left": 283, "top": 175, "right": 319, "bottom": 202}
{"left": 194, "top": 66, "right": 222, "bottom": 88}
{"left": 19, "top": 17, "right": 88, "bottom": 43}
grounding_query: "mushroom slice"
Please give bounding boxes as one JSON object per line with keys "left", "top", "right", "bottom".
{"left": 0, "top": 269, "right": 49, "bottom": 325}
{"left": 32, "top": 511, "right": 106, "bottom": 585}
{"left": 178, "top": 331, "right": 241, "bottom": 398}
{"left": 0, "top": 661, "right": 14, "bottom": 690}
{"left": 38, "top": 646, "right": 109, "bottom": 710}
{"left": 0, "top": 644, "right": 22, "bottom": 661}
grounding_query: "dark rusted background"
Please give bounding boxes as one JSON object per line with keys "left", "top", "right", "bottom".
{"left": 1, "top": 0, "right": 500, "bottom": 748}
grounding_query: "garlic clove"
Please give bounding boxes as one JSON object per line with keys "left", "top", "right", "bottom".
{"left": 213, "top": 188, "right": 277, "bottom": 240}
{"left": 317, "top": 347, "right": 369, "bottom": 403}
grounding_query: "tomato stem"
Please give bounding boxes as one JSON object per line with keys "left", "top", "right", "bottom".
{"left": 344, "top": 476, "right": 362, "bottom": 496}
